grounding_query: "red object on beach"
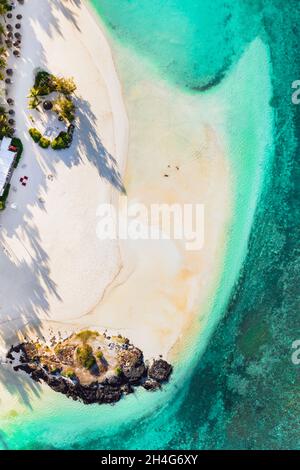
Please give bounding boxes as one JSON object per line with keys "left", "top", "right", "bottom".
{"left": 22, "top": 182, "right": 26, "bottom": 187}
{"left": 9, "top": 145, "right": 17, "bottom": 152}
{"left": 20, "top": 177, "right": 23, "bottom": 183}
{"left": 24, "top": 176, "right": 28, "bottom": 180}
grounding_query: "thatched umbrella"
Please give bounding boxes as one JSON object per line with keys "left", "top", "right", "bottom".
{"left": 6, "top": 69, "right": 13, "bottom": 76}
{"left": 5, "top": 40, "right": 13, "bottom": 48}
{"left": 43, "top": 100, "right": 53, "bottom": 111}
{"left": 15, "top": 24, "right": 21, "bottom": 30}
{"left": 7, "top": 24, "right": 13, "bottom": 31}
{"left": 8, "top": 109, "right": 15, "bottom": 116}
{"left": 8, "top": 119, "right": 15, "bottom": 126}
{"left": 13, "top": 41, "right": 21, "bottom": 48}
{"left": 7, "top": 98, "right": 14, "bottom": 105}
{"left": 13, "top": 50, "right": 20, "bottom": 57}
{"left": 7, "top": 32, "right": 13, "bottom": 39}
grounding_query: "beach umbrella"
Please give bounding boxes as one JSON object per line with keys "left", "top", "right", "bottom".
{"left": 7, "top": 13, "right": 12, "bottom": 19}
{"left": 5, "top": 40, "right": 13, "bottom": 47}
{"left": 14, "top": 32, "right": 21, "bottom": 39}
{"left": 13, "top": 50, "right": 20, "bottom": 57}
{"left": 5, "top": 78, "right": 11, "bottom": 84}
{"left": 8, "top": 109, "right": 15, "bottom": 115}
{"left": 6, "top": 24, "right": 13, "bottom": 31}
{"left": 7, "top": 32, "right": 13, "bottom": 38}
{"left": 17, "top": 14, "right": 23, "bottom": 20}
{"left": 6, "top": 69, "right": 13, "bottom": 76}
{"left": 15, "top": 24, "right": 21, "bottom": 30}
{"left": 8, "top": 119, "right": 15, "bottom": 125}
{"left": 7, "top": 98, "right": 14, "bottom": 105}
{"left": 43, "top": 100, "right": 53, "bottom": 111}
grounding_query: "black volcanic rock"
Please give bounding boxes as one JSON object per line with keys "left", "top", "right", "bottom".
{"left": 13, "top": 364, "right": 33, "bottom": 374}
{"left": 8, "top": 334, "right": 173, "bottom": 405}
{"left": 120, "top": 383, "right": 134, "bottom": 395}
{"left": 119, "top": 347, "right": 146, "bottom": 384}
{"left": 107, "top": 375, "right": 123, "bottom": 386}
{"left": 148, "top": 359, "right": 173, "bottom": 382}
{"left": 143, "top": 378, "right": 161, "bottom": 391}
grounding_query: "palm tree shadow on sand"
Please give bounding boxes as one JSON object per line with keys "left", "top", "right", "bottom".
{"left": 73, "top": 97, "right": 126, "bottom": 194}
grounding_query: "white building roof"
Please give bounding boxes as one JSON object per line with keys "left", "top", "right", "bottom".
{"left": 0, "top": 138, "right": 16, "bottom": 197}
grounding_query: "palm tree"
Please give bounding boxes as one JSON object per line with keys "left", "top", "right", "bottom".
{"left": 0, "top": 23, "right": 6, "bottom": 44}
{"left": 28, "top": 88, "right": 42, "bottom": 110}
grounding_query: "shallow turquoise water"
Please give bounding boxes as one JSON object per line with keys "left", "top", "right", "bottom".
{"left": 1, "top": 0, "right": 299, "bottom": 449}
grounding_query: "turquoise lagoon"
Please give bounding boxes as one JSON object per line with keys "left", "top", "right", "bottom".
{"left": 1, "top": 0, "right": 299, "bottom": 449}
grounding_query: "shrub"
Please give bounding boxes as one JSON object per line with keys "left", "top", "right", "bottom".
{"left": 53, "top": 76, "right": 77, "bottom": 95}
{"left": 39, "top": 137, "right": 51, "bottom": 149}
{"left": 115, "top": 366, "right": 122, "bottom": 377}
{"left": 75, "top": 330, "right": 99, "bottom": 343}
{"left": 29, "top": 127, "right": 42, "bottom": 143}
{"left": 34, "top": 70, "right": 56, "bottom": 95}
{"left": 51, "top": 131, "right": 72, "bottom": 150}
{"left": 53, "top": 95, "right": 75, "bottom": 123}
{"left": 11, "top": 137, "right": 23, "bottom": 168}
{"left": 0, "top": 183, "right": 10, "bottom": 210}
{"left": 96, "top": 351, "right": 103, "bottom": 360}
{"left": 76, "top": 344, "right": 96, "bottom": 370}
{"left": 62, "top": 369, "right": 76, "bottom": 380}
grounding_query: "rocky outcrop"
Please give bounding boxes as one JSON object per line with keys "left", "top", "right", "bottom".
{"left": 118, "top": 347, "right": 146, "bottom": 384}
{"left": 7, "top": 335, "right": 173, "bottom": 406}
{"left": 148, "top": 359, "right": 173, "bottom": 382}
{"left": 142, "top": 378, "right": 161, "bottom": 391}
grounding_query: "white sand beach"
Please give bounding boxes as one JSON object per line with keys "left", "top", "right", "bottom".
{"left": 0, "top": 0, "right": 232, "bottom": 368}
{"left": 0, "top": 0, "right": 128, "bottom": 351}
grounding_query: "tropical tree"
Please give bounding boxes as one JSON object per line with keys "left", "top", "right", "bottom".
{"left": 28, "top": 88, "right": 42, "bottom": 110}
{"left": 53, "top": 95, "right": 75, "bottom": 123}
{"left": 53, "top": 76, "right": 77, "bottom": 95}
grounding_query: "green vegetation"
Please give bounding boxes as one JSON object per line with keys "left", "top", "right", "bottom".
{"left": 28, "top": 71, "right": 77, "bottom": 150}
{"left": 62, "top": 369, "right": 77, "bottom": 380}
{"left": 28, "top": 88, "right": 42, "bottom": 110}
{"left": 96, "top": 351, "right": 104, "bottom": 360}
{"left": 33, "top": 70, "right": 56, "bottom": 96}
{"left": 75, "top": 330, "right": 99, "bottom": 343}
{"left": 0, "top": 111, "right": 14, "bottom": 139}
{"left": 0, "top": 183, "right": 10, "bottom": 211}
{"left": 0, "top": 1, "right": 11, "bottom": 17}
{"left": 29, "top": 127, "right": 42, "bottom": 143}
{"left": 53, "top": 95, "right": 75, "bottom": 123}
{"left": 54, "top": 343, "right": 63, "bottom": 355}
{"left": 53, "top": 76, "right": 77, "bottom": 95}
{"left": 51, "top": 132, "right": 71, "bottom": 150}
{"left": 39, "top": 136, "right": 51, "bottom": 149}
{"left": 76, "top": 344, "right": 96, "bottom": 370}
{"left": 12, "top": 137, "right": 24, "bottom": 168}
{"left": 115, "top": 366, "right": 123, "bottom": 377}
